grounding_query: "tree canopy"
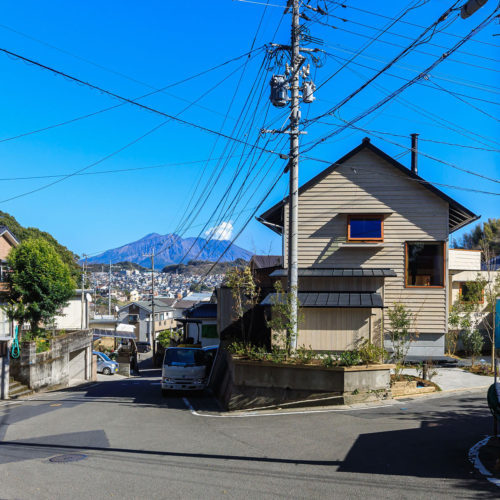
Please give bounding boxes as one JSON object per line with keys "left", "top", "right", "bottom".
{"left": 0, "top": 210, "right": 80, "bottom": 279}
{"left": 453, "top": 218, "right": 500, "bottom": 257}
{"left": 7, "top": 238, "right": 76, "bottom": 332}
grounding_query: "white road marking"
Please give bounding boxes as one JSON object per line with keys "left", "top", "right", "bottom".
{"left": 182, "top": 397, "right": 396, "bottom": 418}
{"left": 468, "top": 436, "right": 500, "bottom": 488}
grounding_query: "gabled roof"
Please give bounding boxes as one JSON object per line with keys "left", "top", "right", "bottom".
{"left": 258, "top": 138, "right": 478, "bottom": 235}
{"left": 184, "top": 303, "right": 217, "bottom": 319}
{"left": 118, "top": 300, "right": 175, "bottom": 314}
{"left": 0, "top": 226, "right": 19, "bottom": 246}
{"left": 250, "top": 255, "right": 283, "bottom": 269}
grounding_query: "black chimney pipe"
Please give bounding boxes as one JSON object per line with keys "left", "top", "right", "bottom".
{"left": 411, "top": 133, "right": 419, "bottom": 175}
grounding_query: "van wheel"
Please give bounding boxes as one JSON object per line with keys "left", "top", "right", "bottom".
{"left": 162, "top": 389, "right": 169, "bottom": 397}
{"left": 103, "top": 367, "right": 111, "bottom": 375}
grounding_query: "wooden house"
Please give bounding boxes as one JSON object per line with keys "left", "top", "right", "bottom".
{"left": 258, "top": 138, "right": 478, "bottom": 357}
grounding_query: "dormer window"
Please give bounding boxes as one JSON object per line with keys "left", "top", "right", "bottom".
{"left": 347, "top": 215, "right": 384, "bottom": 242}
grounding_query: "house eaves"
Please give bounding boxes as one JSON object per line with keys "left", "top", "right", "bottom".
{"left": 257, "top": 138, "right": 479, "bottom": 235}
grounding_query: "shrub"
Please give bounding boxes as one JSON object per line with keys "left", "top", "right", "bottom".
{"left": 339, "top": 350, "right": 361, "bottom": 367}
{"left": 294, "top": 345, "right": 315, "bottom": 364}
{"left": 357, "top": 339, "right": 386, "bottom": 365}
{"left": 321, "top": 354, "right": 336, "bottom": 368}
{"left": 462, "top": 329, "right": 484, "bottom": 366}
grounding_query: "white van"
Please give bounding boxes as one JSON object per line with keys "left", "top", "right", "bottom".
{"left": 161, "top": 347, "right": 210, "bottom": 395}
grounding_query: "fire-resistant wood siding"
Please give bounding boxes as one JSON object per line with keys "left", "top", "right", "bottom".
{"left": 283, "top": 148, "right": 449, "bottom": 336}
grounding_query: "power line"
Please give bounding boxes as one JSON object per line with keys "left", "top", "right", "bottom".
{"left": 0, "top": 46, "right": 288, "bottom": 158}
{"left": 330, "top": 117, "right": 500, "bottom": 185}
{"left": 0, "top": 54, "right": 256, "bottom": 203}
{"left": 0, "top": 46, "right": 264, "bottom": 144}
{"left": 303, "top": 7, "right": 500, "bottom": 155}
{"left": 310, "top": 124, "right": 500, "bottom": 152}
{"left": 315, "top": 0, "right": 432, "bottom": 93}
{"left": 315, "top": 11, "right": 500, "bottom": 69}
{"left": 321, "top": 49, "right": 500, "bottom": 106}
{"left": 319, "top": 51, "right": 500, "bottom": 148}
{"left": 326, "top": 0, "right": 500, "bottom": 48}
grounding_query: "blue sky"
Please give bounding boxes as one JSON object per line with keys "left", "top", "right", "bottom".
{"left": 0, "top": 0, "right": 498, "bottom": 260}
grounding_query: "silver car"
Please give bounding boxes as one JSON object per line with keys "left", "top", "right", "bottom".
{"left": 94, "top": 351, "right": 118, "bottom": 375}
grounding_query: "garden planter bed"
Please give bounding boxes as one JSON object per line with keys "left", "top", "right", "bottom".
{"left": 391, "top": 375, "right": 439, "bottom": 397}
{"left": 214, "top": 353, "right": 395, "bottom": 410}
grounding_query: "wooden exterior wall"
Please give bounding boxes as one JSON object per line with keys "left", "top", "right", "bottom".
{"left": 283, "top": 148, "right": 449, "bottom": 338}
{"left": 298, "top": 308, "right": 382, "bottom": 351}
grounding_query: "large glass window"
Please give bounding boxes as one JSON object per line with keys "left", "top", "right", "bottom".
{"left": 405, "top": 242, "right": 445, "bottom": 287}
{"left": 348, "top": 215, "right": 383, "bottom": 241}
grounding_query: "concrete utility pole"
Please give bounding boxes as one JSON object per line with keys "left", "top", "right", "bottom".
{"left": 143, "top": 252, "right": 157, "bottom": 364}
{"left": 288, "top": 0, "right": 300, "bottom": 350}
{"left": 151, "top": 254, "right": 156, "bottom": 364}
{"left": 108, "top": 261, "right": 112, "bottom": 316}
{"left": 81, "top": 254, "right": 87, "bottom": 330}
{"left": 267, "top": 0, "right": 317, "bottom": 351}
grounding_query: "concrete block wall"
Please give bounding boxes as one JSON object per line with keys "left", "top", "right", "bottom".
{"left": 10, "top": 330, "right": 93, "bottom": 391}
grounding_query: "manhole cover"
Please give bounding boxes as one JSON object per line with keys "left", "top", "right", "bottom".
{"left": 49, "top": 453, "right": 87, "bottom": 463}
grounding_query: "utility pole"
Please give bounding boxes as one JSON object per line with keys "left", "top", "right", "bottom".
{"left": 108, "top": 261, "right": 112, "bottom": 316}
{"left": 143, "top": 253, "right": 157, "bottom": 365}
{"left": 151, "top": 254, "right": 156, "bottom": 365}
{"left": 288, "top": 0, "right": 300, "bottom": 350}
{"left": 266, "top": 0, "right": 316, "bottom": 351}
{"left": 81, "top": 254, "right": 87, "bottom": 330}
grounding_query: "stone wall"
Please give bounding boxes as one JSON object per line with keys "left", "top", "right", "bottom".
{"left": 10, "top": 330, "right": 93, "bottom": 391}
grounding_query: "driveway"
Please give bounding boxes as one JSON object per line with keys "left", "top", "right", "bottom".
{"left": 0, "top": 366, "right": 497, "bottom": 499}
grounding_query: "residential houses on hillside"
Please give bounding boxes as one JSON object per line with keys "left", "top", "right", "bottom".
{"left": 256, "top": 138, "right": 481, "bottom": 358}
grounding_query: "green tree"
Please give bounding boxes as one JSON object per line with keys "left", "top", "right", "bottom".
{"left": 266, "top": 281, "right": 303, "bottom": 357}
{"left": 387, "top": 302, "right": 415, "bottom": 377}
{"left": 224, "top": 266, "right": 259, "bottom": 344}
{"left": 0, "top": 210, "right": 80, "bottom": 280}
{"left": 7, "top": 238, "right": 75, "bottom": 333}
{"left": 453, "top": 218, "right": 500, "bottom": 256}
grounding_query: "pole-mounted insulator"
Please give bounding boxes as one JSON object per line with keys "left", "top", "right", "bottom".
{"left": 270, "top": 74, "right": 290, "bottom": 108}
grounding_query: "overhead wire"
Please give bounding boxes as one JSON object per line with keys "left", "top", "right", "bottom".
{"left": 316, "top": 51, "right": 500, "bottom": 148}
{"left": 0, "top": 46, "right": 287, "bottom": 158}
{"left": 325, "top": 0, "right": 500, "bottom": 48}
{"left": 0, "top": 45, "right": 265, "bottom": 144}
{"left": 314, "top": 11, "right": 500, "bottom": 68}
{"left": 302, "top": 7, "right": 500, "bottom": 156}
{"left": 0, "top": 53, "right": 256, "bottom": 204}
{"left": 314, "top": 0, "right": 431, "bottom": 93}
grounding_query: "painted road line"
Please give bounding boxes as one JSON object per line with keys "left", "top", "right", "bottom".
{"left": 468, "top": 436, "right": 500, "bottom": 488}
{"left": 182, "top": 397, "right": 397, "bottom": 418}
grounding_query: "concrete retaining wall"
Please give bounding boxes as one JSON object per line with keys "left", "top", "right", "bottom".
{"left": 211, "top": 350, "right": 394, "bottom": 411}
{"left": 10, "top": 330, "right": 93, "bottom": 391}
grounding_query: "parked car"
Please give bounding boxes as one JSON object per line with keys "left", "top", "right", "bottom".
{"left": 161, "top": 347, "right": 210, "bottom": 395}
{"left": 94, "top": 351, "right": 118, "bottom": 375}
{"left": 136, "top": 341, "right": 151, "bottom": 353}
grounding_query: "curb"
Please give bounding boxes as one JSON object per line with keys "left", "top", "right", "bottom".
{"left": 468, "top": 436, "right": 500, "bottom": 488}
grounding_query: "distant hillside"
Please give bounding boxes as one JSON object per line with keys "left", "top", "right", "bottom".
{"left": 0, "top": 210, "right": 80, "bottom": 278}
{"left": 162, "top": 259, "right": 248, "bottom": 275}
{"left": 84, "top": 233, "right": 253, "bottom": 268}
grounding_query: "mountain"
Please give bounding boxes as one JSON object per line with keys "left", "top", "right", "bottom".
{"left": 84, "top": 233, "right": 253, "bottom": 268}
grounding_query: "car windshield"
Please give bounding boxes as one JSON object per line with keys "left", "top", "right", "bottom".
{"left": 98, "top": 352, "right": 111, "bottom": 362}
{"left": 164, "top": 349, "right": 206, "bottom": 366}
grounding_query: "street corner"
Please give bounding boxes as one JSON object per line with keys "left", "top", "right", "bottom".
{"left": 469, "top": 436, "right": 500, "bottom": 488}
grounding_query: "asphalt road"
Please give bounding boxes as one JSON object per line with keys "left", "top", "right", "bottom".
{"left": 0, "top": 359, "right": 498, "bottom": 499}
